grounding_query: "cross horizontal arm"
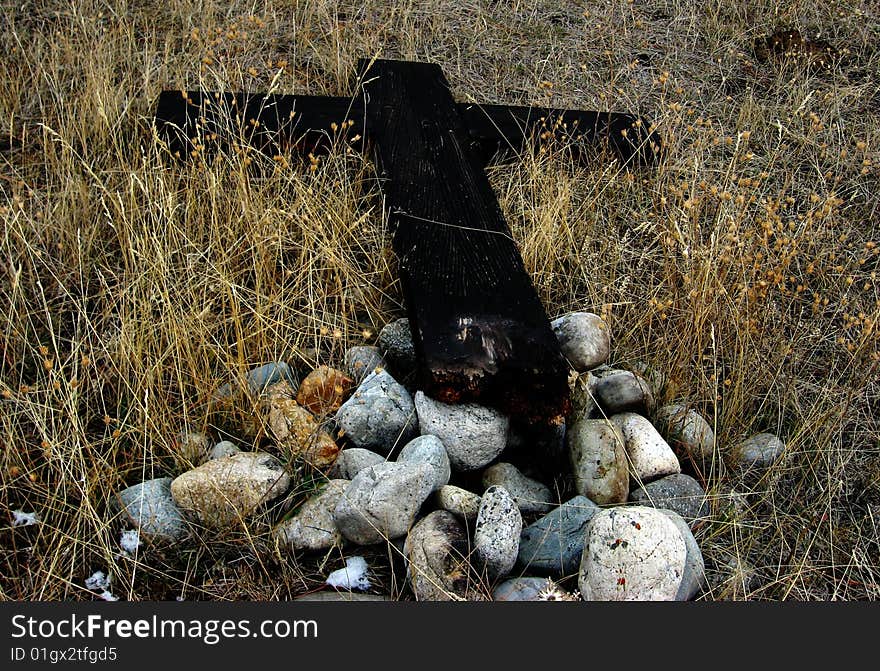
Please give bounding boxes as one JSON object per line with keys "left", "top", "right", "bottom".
{"left": 154, "top": 90, "right": 662, "bottom": 168}
{"left": 458, "top": 102, "right": 662, "bottom": 167}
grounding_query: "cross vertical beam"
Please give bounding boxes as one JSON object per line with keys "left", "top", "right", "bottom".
{"left": 354, "top": 59, "right": 570, "bottom": 421}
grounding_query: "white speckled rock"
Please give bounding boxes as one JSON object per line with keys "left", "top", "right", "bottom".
{"left": 333, "top": 462, "right": 434, "bottom": 545}
{"left": 170, "top": 452, "right": 290, "bottom": 528}
{"left": 594, "top": 370, "right": 654, "bottom": 414}
{"left": 434, "top": 485, "right": 482, "bottom": 521}
{"left": 551, "top": 312, "right": 610, "bottom": 372}
{"left": 116, "top": 478, "right": 190, "bottom": 542}
{"left": 414, "top": 392, "right": 508, "bottom": 472}
{"left": 329, "top": 448, "right": 386, "bottom": 479}
{"left": 273, "top": 479, "right": 349, "bottom": 552}
{"left": 397, "top": 435, "right": 451, "bottom": 492}
{"left": 731, "top": 432, "right": 785, "bottom": 469}
{"left": 655, "top": 403, "right": 715, "bottom": 461}
{"left": 567, "top": 418, "right": 629, "bottom": 504}
{"left": 611, "top": 413, "right": 681, "bottom": 482}
{"left": 579, "top": 506, "right": 689, "bottom": 601}
{"left": 335, "top": 370, "right": 418, "bottom": 455}
{"left": 474, "top": 486, "right": 522, "bottom": 580}
{"left": 404, "top": 510, "right": 474, "bottom": 601}
{"left": 481, "top": 462, "right": 554, "bottom": 515}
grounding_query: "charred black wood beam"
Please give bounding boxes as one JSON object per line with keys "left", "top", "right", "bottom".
{"left": 153, "top": 90, "right": 356, "bottom": 160}
{"left": 458, "top": 102, "right": 661, "bottom": 168}
{"left": 154, "top": 91, "right": 662, "bottom": 168}
{"left": 351, "top": 59, "right": 571, "bottom": 422}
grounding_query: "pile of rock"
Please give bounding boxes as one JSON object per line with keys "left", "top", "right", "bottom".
{"left": 112, "top": 312, "right": 787, "bottom": 602}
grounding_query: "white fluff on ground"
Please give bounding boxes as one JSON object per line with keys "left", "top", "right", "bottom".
{"left": 85, "top": 571, "right": 110, "bottom": 590}
{"left": 85, "top": 571, "right": 119, "bottom": 601}
{"left": 120, "top": 529, "right": 140, "bottom": 554}
{"left": 325, "top": 556, "right": 371, "bottom": 591}
{"left": 12, "top": 510, "right": 39, "bottom": 526}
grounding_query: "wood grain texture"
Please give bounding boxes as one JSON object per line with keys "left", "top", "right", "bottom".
{"left": 155, "top": 92, "right": 661, "bottom": 168}
{"left": 458, "top": 103, "right": 662, "bottom": 167}
{"left": 153, "top": 90, "right": 359, "bottom": 160}
{"left": 353, "top": 59, "right": 570, "bottom": 421}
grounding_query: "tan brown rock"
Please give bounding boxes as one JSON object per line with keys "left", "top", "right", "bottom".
{"left": 170, "top": 452, "right": 290, "bottom": 528}
{"left": 296, "top": 366, "right": 353, "bottom": 415}
{"left": 266, "top": 396, "right": 340, "bottom": 469}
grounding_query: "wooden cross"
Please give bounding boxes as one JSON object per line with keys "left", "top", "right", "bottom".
{"left": 154, "top": 59, "right": 662, "bottom": 426}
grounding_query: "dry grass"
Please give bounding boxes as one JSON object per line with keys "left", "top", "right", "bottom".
{"left": 1, "top": 0, "right": 878, "bottom": 601}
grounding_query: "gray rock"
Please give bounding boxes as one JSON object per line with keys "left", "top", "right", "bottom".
{"left": 295, "top": 592, "right": 390, "bottom": 601}
{"left": 208, "top": 441, "right": 241, "bottom": 460}
{"left": 170, "top": 452, "right": 291, "bottom": 528}
{"left": 655, "top": 403, "right": 715, "bottom": 461}
{"left": 397, "top": 435, "right": 451, "bottom": 492}
{"left": 434, "top": 485, "right": 482, "bottom": 521}
{"left": 570, "top": 371, "right": 599, "bottom": 421}
{"left": 517, "top": 495, "right": 600, "bottom": 577}
{"left": 579, "top": 506, "right": 690, "bottom": 601}
{"left": 176, "top": 429, "right": 211, "bottom": 465}
{"left": 344, "top": 346, "right": 387, "bottom": 383}
{"left": 551, "top": 312, "right": 611, "bottom": 372}
{"left": 333, "top": 462, "right": 434, "bottom": 545}
{"left": 116, "top": 478, "right": 190, "bottom": 542}
{"left": 329, "top": 448, "right": 387, "bottom": 479}
{"left": 274, "top": 479, "right": 349, "bottom": 552}
{"left": 731, "top": 432, "right": 785, "bottom": 469}
{"left": 335, "top": 370, "right": 418, "bottom": 455}
{"left": 594, "top": 370, "right": 654, "bottom": 414}
{"left": 246, "top": 362, "right": 298, "bottom": 396}
{"left": 630, "top": 474, "right": 709, "bottom": 524}
{"left": 377, "top": 318, "right": 417, "bottom": 380}
{"left": 630, "top": 360, "right": 666, "bottom": 399}
{"left": 474, "top": 486, "right": 522, "bottom": 580}
{"left": 404, "top": 510, "right": 474, "bottom": 601}
{"left": 214, "top": 361, "right": 298, "bottom": 399}
{"left": 658, "top": 509, "right": 706, "bottom": 600}
{"left": 493, "top": 577, "right": 554, "bottom": 601}
{"left": 481, "top": 462, "right": 554, "bottom": 515}
{"left": 611, "top": 413, "right": 681, "bottom": 482}
{"left": 414, "top": 392, "right": 508, "bottom": 472}
{"left": 567, "top": 418, "right": 629, "bottom": 504}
